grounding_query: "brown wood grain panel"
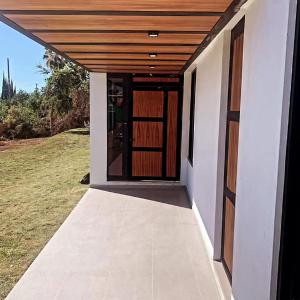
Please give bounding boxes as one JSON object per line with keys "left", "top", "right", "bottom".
{"left": 53, "top": 44, "right": 196, "bottom": 54}
{"left": 223, "top": 197, "right": 235, "bottom": 275}
{"left": 79, "top": 59, "right": 185, "bottom": 66}
{"left": 67, "top": 53, "right": 192, "bottom": 61}
{"left": 230, "top": 32, "right": 244, "bottom": 111}
{"left": 133, "top": 77, "right": 180, "bottom": 82}
{"left": 166, "top": 91, "right": 178, "bottom": 177}
{"left": 34, "top": 32, "right": 206, "bottom": 45}
{"left": 7, "top": 15, "right": 220, "bottom": 32}
{"left": 133, "top": 121, "right": 163, "bottom": 148}
{"left": 84, "top": 65, "right": 181, "bottom": 70}
{"left": 222, "top": 19, "right": 244, "bottom": 280}
{"left": 226, "top": 121, "right": 240, "bottom": 193}
{"left": 133, "top": 91, "right": 164, "bottom": 117}
{"left": 0, "top": 0, "right": 232, "bottom": 12}
{"left": 132, "top": 151, "right": 162, "bottom": 177}
{"left": 91, "top": 69, "right": 179, "bottom": 74}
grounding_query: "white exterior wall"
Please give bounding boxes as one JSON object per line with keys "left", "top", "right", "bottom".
{"left": 180, "top": 72, "right": 191, "bottom": 187}
{"left": 182, "top": 33, "right": 229, "bottom": 252}
{"left": 90, "top": 73, "right": 107, "bottom": 186}
{"left": 232, "top": 0, "right": 294, "bottom": 299}
{"left": 181, "top": 0, "right": 295, "bottom": 299}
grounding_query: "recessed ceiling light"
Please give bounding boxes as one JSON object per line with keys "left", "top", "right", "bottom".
{"left": 149, "top": 53, "right": 157, "bottom": 58}
{"left": 149, "top": 66, "right": 156, "bottom": 69}
{"left": 148, "top": 31, "right": 159, "bottom": 38}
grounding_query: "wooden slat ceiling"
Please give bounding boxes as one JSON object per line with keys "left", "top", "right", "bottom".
{"left": 0, "top": 0, "right": 243, "bottom": 74}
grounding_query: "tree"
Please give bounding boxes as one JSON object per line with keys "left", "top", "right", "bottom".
{"left": 1, "top": 73, "right": 16, "bottom": 101}
{"left": 0, "top": 49, "right": 90, "bottom": 139}
{"left": 43, "top": 49, "right": 66, "bottom": 71}
{"left": 40, "top": 52, "right": 89, "bottom": 135}
{"left": 1, "top": 58, "right": 16, "bottom": 100}
{"left": 10, "top": 90, "right": 30, "bottom": 104}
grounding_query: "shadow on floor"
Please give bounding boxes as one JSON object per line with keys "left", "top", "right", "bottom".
{"left": 97, "top": 186, "right": 192, "bottom": 209}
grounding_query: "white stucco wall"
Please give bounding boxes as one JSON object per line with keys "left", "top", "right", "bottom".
{"left": 182, "top": 33, "right": 228, "bottom": 250}
{"left": 180, "top": 72, "right": 191, "bottom": 187}
{"left": 90, "top": 73, "right": 107, "bottom": 186}
{"left": 181, "top": 0, "right": 295, "bottom": 299}
{"left": 232, "top": 0, "right": 294, "bottom": 299}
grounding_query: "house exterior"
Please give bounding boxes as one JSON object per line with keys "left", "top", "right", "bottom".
{"left": 0, "top": 0, "right": 299, "bottom": 299}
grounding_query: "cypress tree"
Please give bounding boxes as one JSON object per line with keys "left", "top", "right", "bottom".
{"left": 1, "top": 73, "right": 8, "bottom": 100}
{"left": 1, "top": 58, "right": 16, "bottom": 100}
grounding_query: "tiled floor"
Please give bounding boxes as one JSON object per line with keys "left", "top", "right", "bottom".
{"left": 7, "top": 186, "right": 222, "bottom": 300}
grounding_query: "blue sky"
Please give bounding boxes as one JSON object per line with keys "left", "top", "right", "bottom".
{"left": 0, "top": 22, "right": 46, "bottom": 92}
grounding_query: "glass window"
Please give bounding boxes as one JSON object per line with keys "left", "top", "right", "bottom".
{"left": 188, "top": 69, "right": 197, "bottom": 165}
{"left": 107, "top": 76, "right": 125, "bottom": 178}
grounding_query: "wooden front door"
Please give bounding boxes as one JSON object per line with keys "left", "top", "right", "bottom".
{"left": 221, "top": 18, "right": 245, "bottom": 280}
{"left": 130, "top": 78, "right": 182, "bottom": 180}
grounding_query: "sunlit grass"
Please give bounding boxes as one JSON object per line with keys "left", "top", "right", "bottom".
{"left": 0, "top": 129, "right": 89, "bottom": 299}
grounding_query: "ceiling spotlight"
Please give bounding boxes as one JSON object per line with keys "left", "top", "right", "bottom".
{"left": 149, "top": 66, "right": 156, "bottom": 69}
{"left": 149, "top": 53, "right": 157, "bottom": 58}
{"left": 148, "top": 31, "right": 159, "bottom": 38}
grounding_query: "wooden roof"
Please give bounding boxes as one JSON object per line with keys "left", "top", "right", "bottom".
{"left": 0, "top": 0, "right": 245, "bottom": 74}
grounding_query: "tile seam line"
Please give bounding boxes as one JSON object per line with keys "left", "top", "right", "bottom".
{"left": 101, "top": 192, "right": 129, "bottom": 300}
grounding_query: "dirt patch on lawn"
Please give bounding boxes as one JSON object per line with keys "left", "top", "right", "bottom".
{"left": 0, "top": 138, "right": 45, "bottom": 152}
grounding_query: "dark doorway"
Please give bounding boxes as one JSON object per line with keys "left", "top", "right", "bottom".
{"left": 277, "top": 3, "right": 300, "bottom": 300}
{"left": 107, "top": 74, "right": 183, "bottom": 181}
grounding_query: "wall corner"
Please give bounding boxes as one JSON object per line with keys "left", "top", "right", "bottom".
{"left": 90, "top": 72, "right": 107, "bottom": 186}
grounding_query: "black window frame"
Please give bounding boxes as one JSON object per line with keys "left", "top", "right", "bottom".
{"left": 188, "top": 69, "right": 197, "bottom": 165}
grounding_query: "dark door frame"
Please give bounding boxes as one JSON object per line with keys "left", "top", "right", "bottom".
{"left": 107, "top": 73, "right": 131, "bottom": 181}
{"left": 129, "top": 76, "right": 184, "bottom": 181}
{"left": 107, "top": 73, "right": 183, "bottom": 181}
{"left": 220, "top": 17, "right": 245, "bottom": 283}
{"left": 277, "top": 2, "right": 300, "bottom": 299}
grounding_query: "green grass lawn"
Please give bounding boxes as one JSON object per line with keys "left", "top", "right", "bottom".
{"left": 0, "top": 129, "right": 90, "bottom": 299}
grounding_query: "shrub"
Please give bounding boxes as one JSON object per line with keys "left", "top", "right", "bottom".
{"left": 3, "top": 104, "right": 38, "bottom": 139}
{"left": 33, "top": 117, "right": 50, "bottom": 137}
{"left": 0, "top": 123, "right": 5, "bottom": 137}
{"left": 0, "top": 101, "right": 9, "bottom": 122}
{"left": 10, "top": 90, "right": 30, "bottom": 105}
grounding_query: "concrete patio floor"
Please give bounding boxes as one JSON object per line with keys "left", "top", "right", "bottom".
{"left": 7, "top": 186, "right": 222, "bottom": 300}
